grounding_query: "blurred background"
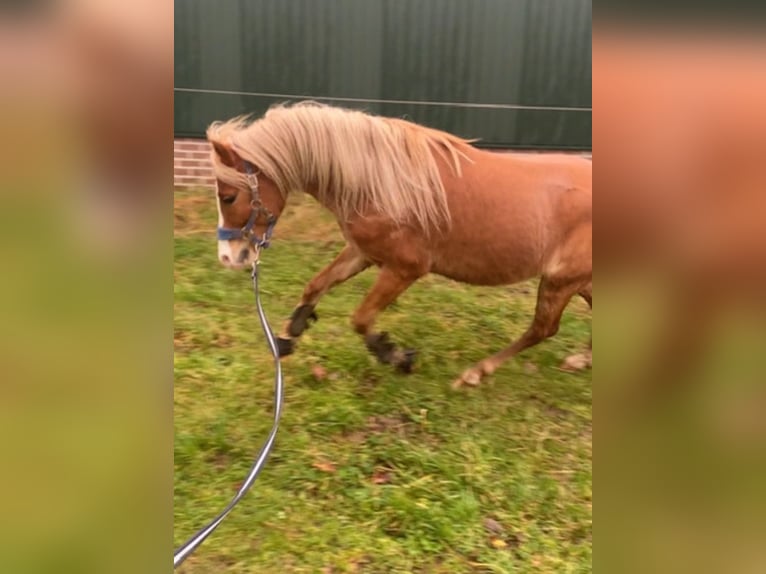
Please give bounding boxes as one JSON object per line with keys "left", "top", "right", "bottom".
{"left": 174, "top": 0, "right": 591, "bottom": 150}
{"left": 0, "top": 1, "right": 171, "bottom": 573}
{"left": 595, "top": 19, "right": 766, "bottom": 574}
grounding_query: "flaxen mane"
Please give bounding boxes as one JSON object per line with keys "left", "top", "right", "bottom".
{"left": 207, "top": 101, "right": 473, "bottom": 232}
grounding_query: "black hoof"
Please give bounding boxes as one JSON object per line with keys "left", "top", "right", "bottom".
{"left": 287, "top": 304, "right": 318, "bottom": 337}
{"left": 276, "top": 337, "right": 295, "bottom": 357}
{"left": 396, "top": 349, "right": 418, "bottom": 374}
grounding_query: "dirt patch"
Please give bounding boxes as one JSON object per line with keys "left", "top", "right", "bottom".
{"left": 174, "top": 327, "right": 195, "bottom": 351}
{"left": 526, "top": 392, "right": 570, "bottom": 419}
{"left": 341, "top": 430, "right": 368, "bottom": 445}
{"left": 332, "top": 413, "right": 410, "bottom": 446}
{"left": 366, "top": 414, "right": 409, "bottom": 434}
{"left": 211, "top": 330, "right": 233, "bottom": 348}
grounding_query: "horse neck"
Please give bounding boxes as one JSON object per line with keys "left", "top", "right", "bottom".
{"left": 302, "top": 182, "right": 342, "bottom": 218}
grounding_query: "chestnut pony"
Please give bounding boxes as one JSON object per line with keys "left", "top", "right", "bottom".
{"left": 208, "top": 102, "right": 591, "bottom": 387}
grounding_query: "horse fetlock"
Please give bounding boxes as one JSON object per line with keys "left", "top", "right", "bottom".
{"left": 276, "top": 337, "right": 296, "bottom": 357}
{"left": 480, "top": 360, "right": 499, "bottom": 377}
{"left": 287, "top": 304, "right": 318, "bottom": 337}
{"left": 365, "top": 332, "right": 395, "bottom": 362}
{"left": 452, "top": 366, "right": 483, "bottom": 389}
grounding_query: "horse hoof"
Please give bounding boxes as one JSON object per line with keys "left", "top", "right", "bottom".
{"left": 276, "top": 337, "right": 295, "bottom": 357}
{"left": 396, "top": 349, "right": 418, "bottom": 374}
{"left": 560, "top": 351, "right": 592, "bottom": 371}
{"left": 452, "top": 368, "right": 482, "bottom": 388}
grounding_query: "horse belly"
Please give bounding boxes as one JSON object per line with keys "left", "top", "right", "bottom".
{"left": 430, "top": 240, "right": 542, "bottom": 286}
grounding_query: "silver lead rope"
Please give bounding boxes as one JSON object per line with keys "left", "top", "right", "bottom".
{"left": 174, "top": 259, "right": 284, "bottom": 569}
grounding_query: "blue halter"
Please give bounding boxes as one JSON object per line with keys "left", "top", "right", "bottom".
{"left": 216, "top": 162, "right": 276, "bottom": 249}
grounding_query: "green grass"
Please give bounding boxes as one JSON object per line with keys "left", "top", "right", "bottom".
{"left": 174, "top": 190, "right": 591, "bottom": 573}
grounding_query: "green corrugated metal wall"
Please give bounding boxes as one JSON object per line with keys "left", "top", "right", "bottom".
{"left": 174, "top": 0, "right": 591, "bottom": 150}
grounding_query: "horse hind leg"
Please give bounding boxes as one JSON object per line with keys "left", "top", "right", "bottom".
{"left": 561, "top": 281, "right": 592, "bottom": 371}
{"left": 276, "top": 244, "right": 369, "bottom": 357}
{"left": 452, "top": 276, "right": 584, "bottom": 388}
{"left": 352, "top": 266, "right": 422, "bottom": 373}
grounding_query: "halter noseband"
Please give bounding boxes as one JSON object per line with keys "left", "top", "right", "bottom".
{"left": 216, "top": 162, "right": 276, "bottom": 249}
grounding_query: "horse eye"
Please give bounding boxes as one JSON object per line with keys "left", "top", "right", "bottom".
{"left": 220, "top": 195, "right": 236, "bottom": 205}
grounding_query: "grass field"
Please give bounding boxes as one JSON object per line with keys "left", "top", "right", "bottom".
{"left": 174, "top": 189, "right": 592, "bottom": 573}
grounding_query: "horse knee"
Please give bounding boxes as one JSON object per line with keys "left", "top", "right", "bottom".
{"left": 544, "top": 322, "right": 560, "bottom": 339}
{"left": 528, "top": 320, "right": 559, "bottom": 343}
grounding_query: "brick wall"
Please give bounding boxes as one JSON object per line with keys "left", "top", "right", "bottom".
{"left": 174, "top": 138, "right": 215, "bottom": 189}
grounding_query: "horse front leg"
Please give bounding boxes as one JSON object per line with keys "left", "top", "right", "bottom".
{"left": 352, "top": 266, "right": 421, "bottom": 373}
{"left": 276, "top": 244, "right": 369, "bottom": 356}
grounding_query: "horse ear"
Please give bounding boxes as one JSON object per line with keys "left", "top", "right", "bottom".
{"left": 210, "top": 139, "right": 238, "bottom": 167}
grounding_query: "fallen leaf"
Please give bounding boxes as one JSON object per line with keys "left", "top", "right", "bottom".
{"left": 490, "top": 538, "right": 507, "bottom": 549}
{"left": 366, "top": 415, "right": 404, "bottom": 432}
{"left": 312, "top": 460, "right": 337, "bottom": 473}
{"left": 311, "top": 365, "right": 328, "bottom": 380}
{"left": 483, "top": 518, "right": 504, "bottom": 534}
{"left": 371, "top": 468, "right": 392, "bottom": 485}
